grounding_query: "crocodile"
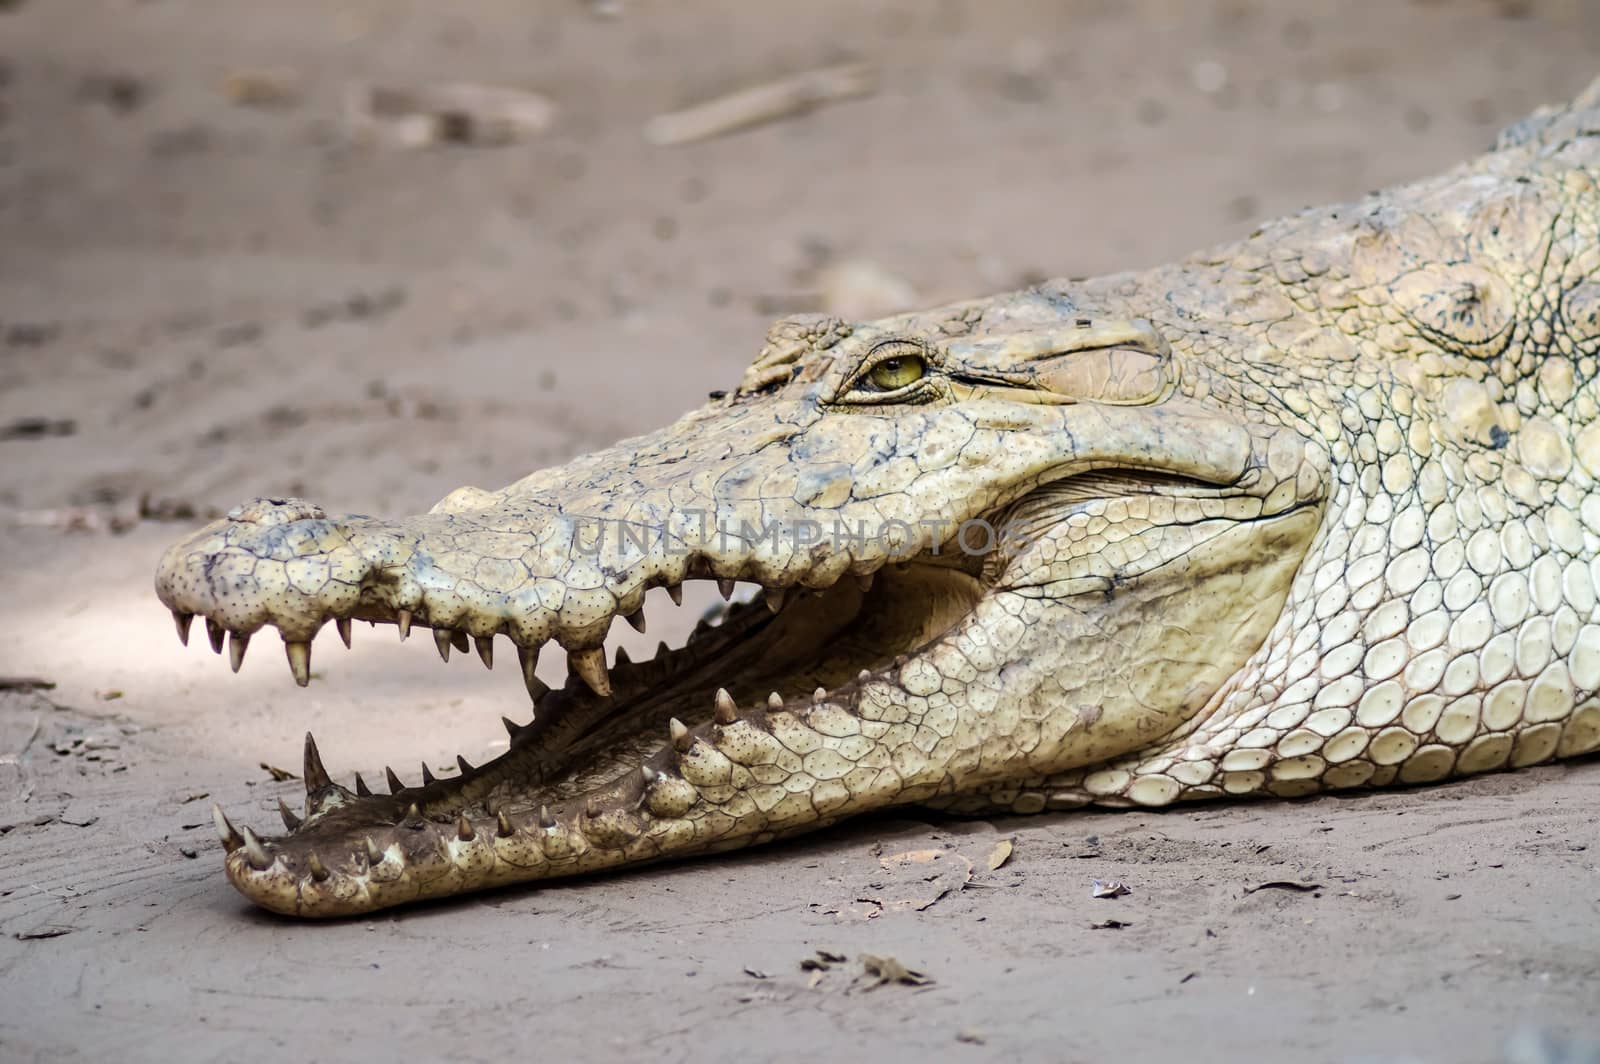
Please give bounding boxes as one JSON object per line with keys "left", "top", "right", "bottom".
{"left": 157, "top": 81, "right": 1600, "bottom": 918}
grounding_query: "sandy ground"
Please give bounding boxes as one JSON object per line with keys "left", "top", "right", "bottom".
{"left": 1, "top": 2, "right": 1598, "bottom": 1061}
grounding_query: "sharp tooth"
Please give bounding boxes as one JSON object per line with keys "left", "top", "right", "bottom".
{"left": 614, "top": 645, "right": 632, "bottom": 667}
{"left": 450, "top": 629, "right": 469, "bottom": 654}
{"left": 353, "top": 772, "right": 372, "bottom": 797}
{"left": 624, "top": 609, "right": 647, "bottom": 634}
{"left": 302, "top": 732, "right": 333, "bottom": 793}
{"left": 764, "top": 587, "right": 786, "bottom": 614}
{"left": 584, "top": 798, "right": 603, "bottom": 819}
{"left": 241, "top": 826, "right": 272, "bottom": 871}
{"left": 475, "top": 635, "right": 494, "bottom": 669}
{"left": 456, "top": 755, "right": 473, "bottom": 775}
{"left": 813, "top": 687, "right": 827, "bottom": 704}
{"left": 717, "top": 578, "right": 735, "bottom": 600}
{"left": 655, "top": 641, "right": 671, "bottom": 661}
{"left": 858, "top": 669, "right": 872, "bottom": 685}
{"left": 434, "top": 628, "right": 452, "bottom": 662}
{"left": 496, "top": 811, "right": 514, "bottom": 837}
{"left": 666, "top": 583, "right": 683, "bottom": 607}
{"left": 396, "top": 609, "right": 413, "bottom": 640}
{"left": 336, "top": 617, "right": 353, "bottom": 649}
{"left": 365, "top": 836, "right": 385, "bottom": 864}
{"left": 502, "top": 715, "right": 523, "bottom": 739}
{"left": 569, "top": 647, "right": 612, "bottom": 697}
{"left": 286, "top": 641, "right": 311, "bottom": 687}
{"left": 306, "top": 852, "right": 330, "bottom": 881}
{"left": 212, "top": 804, "right": 243, "bottom": 852}
{"left": 173, "top": 611, "right": 194, "bottom": 646}
{"left": 405, "top": 802, "right": 422, "bottom": 822}
{"left": 420, "top": 762, "right": 437, "bottom": 786}
{"left": 228, "top": 631, "right": 250, "bottom": 673}
{"left": 640, "top": 765, "right": 657, "bottom": 785}
{"left": 277, "top": 798, "right": 302, "bottom": 832}
{"left": 206, "top": 619, "right": 226, "bottom": 655}
{"left": 714, "top": 688, "right": 738, "bottom": 725}
{"left": 669, "top": 717, "right": 691, "bottom": 751}
{"left": 456, "top": 815, "right": 475, "bottom": 842}
{"left": 539, "top": 805, "right": 555, "bottom": 829}
{"left": 855, "top": 571, "right": 875, "bottom": 593}
{"left": 767, "top": 691, "right": 784, "bottom": 710}
{"left": 518, "top": 644, "right": 546, "bottom": 700}
{"left": 385, "top": 766, "right": 404, "bottom": 793}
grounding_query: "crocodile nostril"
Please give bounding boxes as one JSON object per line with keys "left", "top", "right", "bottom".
{"left": 226, "top": 497, "right": 329, "bottom": 526}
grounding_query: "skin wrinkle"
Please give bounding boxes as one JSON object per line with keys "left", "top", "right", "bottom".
{"left": 155, "top": 82, "right": 1600, "bottom": 917}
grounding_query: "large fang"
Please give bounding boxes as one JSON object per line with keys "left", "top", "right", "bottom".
{"left": 669, "top": 717, "right": 691, "bottom": 751}
{"left": 764, "top": 587, "right": 786, "bottom": 614}
{"left": 228, "top": 631, "right": 249, "bottom": 673}
{"left": 286, "top": 641, "right": 311, "bottom": 687}
{"left": 396, "top": 609, "right": 413, "bottom": 641}
{"left": 666, "top": 583, "right": 683, "bottom": 607}
{"left": 457, "top": 815, "right": 475, "bottom": 841}
{"left": 365, "top": 836, "right": 384, "bottom": 864}
{"left": 206, "top": 619, "right": 226, "bottom": 655}
{"left": 421, "top": 762, "right": 437, "bottom": 786}
{"left": 353, "top": 772, "right": 372, "bottom": 797}
{"left": 717, "top": 579, "right": 736, "bottom": 600}
{"left": 173, "top": 611, "right": 193, "bottom": 646}
{"left": 307, "top": 852, "right": 330, "bottom": 881}
{"left": 570, "top": 647, "right": 612, "bottom": 697}
{"left": 241, "top": 826, "right": 272, "bottom": 871}
{"left": 518, "top": 644, "right": 544, "bottom": 700}
{"left": 336, "top": 617, "right": 353, "bottom": 649}
{"left": 277, "top": 798, "right": 302, "bottom": 832}
{"left": 625, "top": 609, "right": 647, "bottom": 634}
{"left": 212, "top": 804, "right": 243, "bottom": 852}
{"left": 303, "top": 732, "right": 333, "bottom": 793}
{"left": 475, "top": 636, "right": 494, "bottom": 669}
{"left": 385, "top": 766, "right": 404, "bottom": 793}
{"left": 714, "top": 688, "right": 738, "bottom": 725}
{"left": 434, "top": 628, "right": 452, "bottom": 662}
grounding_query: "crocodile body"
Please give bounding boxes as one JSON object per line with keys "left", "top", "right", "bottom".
{"left": 157, "top": 82, "right": 1600, "bottom": 918}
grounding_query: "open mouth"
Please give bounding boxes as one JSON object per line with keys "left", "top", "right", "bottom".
{"left": 169, "top": 461, "right": 1317, "bottom": 916}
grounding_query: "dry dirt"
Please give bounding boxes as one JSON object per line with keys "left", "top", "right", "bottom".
{"left": 2, "top": 2, "right": 1599, "bottom": 1061}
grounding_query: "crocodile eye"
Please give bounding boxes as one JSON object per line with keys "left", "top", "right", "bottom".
{"left": 867, "top": 355, "right": 926, "bottom": 391}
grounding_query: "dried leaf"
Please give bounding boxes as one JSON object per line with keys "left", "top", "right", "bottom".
{"left": 1091, "top": 878, "right": 1131, "bottom": 899}
{"left": 800, "top": 949, "right": 847, "bottom": 972}
{"left": 1089, "top": 918, "right": 1131, "bottom": 930}
{"left": 854, "top": 849, "right": 973, "bottom": 914}
{"left": 743, "top": 967, "right": 770, "bottom": 980}
{"left": 984, "top": 837, "right": 1015, "bottom": 871}
{"left": 259, "top": 762, "right": 297, "bottom": 782}
{"left": 857, "top": 953, "right": 931, "bottom": 989}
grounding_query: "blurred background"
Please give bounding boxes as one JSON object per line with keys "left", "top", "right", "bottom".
{"left": 2, "top": 6, "right": 1599, "bottom": 1061}
{"left": 2, "top": 0, "right": 1597, "bottom": 528}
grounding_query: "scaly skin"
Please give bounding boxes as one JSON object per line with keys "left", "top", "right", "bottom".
{"left": 158, "top": 82, "right": 1600, "bottom": 918}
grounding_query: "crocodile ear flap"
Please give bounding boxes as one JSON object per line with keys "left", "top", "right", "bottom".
{"left": 1030, "top": 345, "right": 1168, "bottom": 405}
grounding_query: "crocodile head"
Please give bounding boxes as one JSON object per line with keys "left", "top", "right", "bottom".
{"left": 156, "top": 81, "right": 1600, "bottom": 917}
{"left": 156, "top": 295, "right": 1326, "bottom": 915}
